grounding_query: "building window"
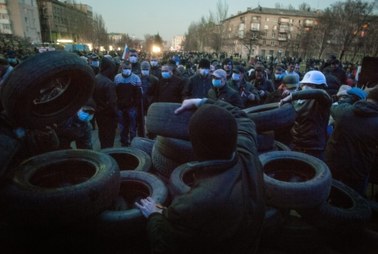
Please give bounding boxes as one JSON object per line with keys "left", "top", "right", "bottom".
{"left": 251, "top": 23, "right": 260, "bottom": 31}
{"left": 266, "top": 17, "right": 270, "bottom": 21}
{"left": 264, "top": 25, "right": 269, "bottom": 30}
{"left": 271, "top": 41, "right": 275, "bottom": 46}
{"left": 273, "top": 25, "right": 277, "bottom": 30}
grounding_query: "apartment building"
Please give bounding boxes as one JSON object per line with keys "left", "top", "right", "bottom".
{"left": 0, "top": 0, "right": 41, "bottom": 44}
{"left": 222, "top": 7, "right": 320, "bottom": 59}
{"left": 37, "top": 0, "right": 92, "bottom": 43}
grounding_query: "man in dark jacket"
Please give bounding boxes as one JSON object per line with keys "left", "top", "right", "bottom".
{"left": 280, "top": 70, "right": 332, "bottom": 160}
{"left": 325, "top": 86, "right": 378, "bottom": 196}
{"left": 136, "top": 98, "right": 265, "bottom": 254}
{"left": 182, "top": 58, "right": 212, "bottom": 99}
{"left": 149, "top": 64, "right": 184, "bottom": 103}
{"left": 228, "top": 65, "right": 260, "bottom": 108}
{"left": 93, "top": 57, "right": 118, "bottom": 148}
{"left": 251, "top": 64, "right": 275, "bottom": 104}
{"left": 208, "top": 69, "right": 243, "bottom": 108}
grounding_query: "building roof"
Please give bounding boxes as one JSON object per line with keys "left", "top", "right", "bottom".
{"left": 224, "top": 6, "right": 320, "bottom": 21}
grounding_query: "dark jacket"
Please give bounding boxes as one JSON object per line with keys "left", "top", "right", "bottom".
{"left": 291, "top": 89, "right": 332, "bottom": 150}
{"left": 146, "top": 99, "right": 265, "bottom": 254}
{"left": 208, "top": 85, "right": 244, "bottom": 109}
{"left": 56, "top": 115, "right": 92, "bottom": 149}
{"left": 141, "top": 74, "right": 159, "bottom": 111}
{"left": 150, "top": 75, "right": 184, "bottom": 103}
{"left": 93, "top": 60, "right": 118, "bottom": 118}
{"left": 325, "top": 101, "right": 378, "bottom": 184}
{"left": 182, "top": 73, "right": 212, "bottom": 99}
{"left": 251, "top": 78, "right": 275, "bottom": 104}
{"left": 228, "top": 79, "right": 260, "bottom": 108}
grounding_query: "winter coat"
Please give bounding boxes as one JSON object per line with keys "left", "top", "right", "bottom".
{"left": 146, "top": 99, "right": 265, "bottom": 254}
{"left": 182, "top": 73, "right": 212, "bottom": 99}
{"left": 149, "top": 75, "right": 184, "bottom": 103}
{"left": 325, "top": 100, "right": 378, "bottom": 184}
{"left": 208, "top": 85, "right": 244, "bottom": 108}
{"left": 290, "top": 89, "right": 332, "bottom": 150}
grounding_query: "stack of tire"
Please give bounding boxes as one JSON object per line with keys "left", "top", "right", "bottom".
{"left": 258, "top": 151, "right": 373, "bottom": 253}
{"left": 0, "top": 51, "right": 168, "bottom": 252}
{"left": 242, "top": 102, "right": 295, "bottom": 154}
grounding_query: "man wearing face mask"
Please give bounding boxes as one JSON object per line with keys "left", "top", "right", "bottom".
{"left": 208, "top": 69, "right": 243, "bottom": 108}
{"left": 279, "top": 70, "right": 332, "bottom": 160}
{"left": 149, "top": 63, "right": 184, "bottom": 104}
{"left": 128, "top": 49, "right": 141, "bottom": 76}
{"left": 182, "top": 58, "right": 212, "bottom": 100}
{"left": 140, "top": 61, "right": 159, "bottom": 114}
{"left": 272, "top": 65, "right": 286, "bottom": 89}
{"left": 150, "top": 57, "right": 161, "bottom": 77}
{"left": 114, "top": 60, "right": 142, "bottom": 146}
{"left": 228, "top": 65, "right": 260, "bottom": 108}
{"left": 88, "top": 54, "right": 100, "bottom": 75}
{"left": 56, "top": 106, "right": 95, "bottom": 150}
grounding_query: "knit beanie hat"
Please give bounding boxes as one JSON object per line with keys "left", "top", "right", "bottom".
{"left": 283, "top": 74, "right": 299, "bottom": 89}
{"left": 189, "top": 104, "right": 237, "bottom": 161}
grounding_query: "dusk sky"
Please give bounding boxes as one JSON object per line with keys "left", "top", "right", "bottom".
{"left": 79, "top": 0, "right": 371, "bottom": 41}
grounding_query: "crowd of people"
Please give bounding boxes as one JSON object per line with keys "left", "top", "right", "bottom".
{"left": 0, "top": 48, "right": 377, "bottom": 253}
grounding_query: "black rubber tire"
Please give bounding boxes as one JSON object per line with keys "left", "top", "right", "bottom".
{"left": 297, "top": 179, "right": 372, "bottom": 234}
{"left": 259, "top": 151, "right": 332, "bottom": 209}
{"left": 0, "top": 149, "right": 120, "bottom": 226}
{"left": 272, "top": 140, "right": 291, "bottom": 151}
{"left": 169, "top": 163, "right": 196, "bottom": 197}
{"left": 151, "top": 145, "right": 182, "bottom": 182}
{"left": 97, "top": 170, "right": 168, "bottom": 240}
{"left": 1, "top": 51, "right": 95, "bottom": 129}
{"left": 130, "top": 137, "right": 155, "bottom": 157}
{"left": 101, "top": 147, "right": 152, "bottom": 172}
{"left": 243, "top": 102, "right": 296, "bottom": 132}
{"left": 154, "top": 136, "right": 195, "bottom": 164}
{"left": 146, "top": 102, "right": 195, "bottom": 140}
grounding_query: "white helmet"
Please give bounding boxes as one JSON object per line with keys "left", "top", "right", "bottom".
{"left": 300, "top": 70, "right": 327, "bottom": 87}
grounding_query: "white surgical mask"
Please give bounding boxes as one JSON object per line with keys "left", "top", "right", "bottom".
{"left": 122, "top": 69, "right": 131, "bottom": 76}
{"left": 141, "top": 70, "right": 150, "bottom": 76}
{"left": 129, "top": 56, "right": 138, "bottom": 63}
{"left": 199, "top": 68, "right": 209, "bottom": 76}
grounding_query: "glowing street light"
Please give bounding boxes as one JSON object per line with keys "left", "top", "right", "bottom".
{"left": 152, "top": 45, "right": 161, "bottom": 54}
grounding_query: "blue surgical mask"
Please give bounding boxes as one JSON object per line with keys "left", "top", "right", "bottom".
{"left": 77, "top": 109, "right": 94, "bottom": 122}
{"left": 150, "top": 60, "right": 158, "bottom": 66}
{"left": 141, "top": 70, "right": 150, "bottom": 76}
{"left": 91, "top": 61, "right": 100, "bottom": 68}
{"left": 129, "top": 56, "right": 138, "bottom": 63}
{"left": 232, "top": 73, "right": 240, "bottom": 81}
{"left": 161, "top": 71, "right": 172, "bottom": 79}
{"left": 122, "top": 69, "right": 131, "bottom": 76}
{"left": 275, "top": 74, "right": 284, "bottom": 80}
{"left": 199, "top": 68, "right": 209, "bottom": 76}
{"left": 212, "top": 79, "right": 223, "bottom": 88}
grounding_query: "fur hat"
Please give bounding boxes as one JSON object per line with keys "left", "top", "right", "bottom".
{"left": 189, "top": 104, "right": 237, "bottom": 161}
